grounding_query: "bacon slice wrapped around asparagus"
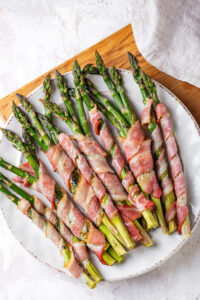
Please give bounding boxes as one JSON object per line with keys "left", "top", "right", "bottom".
{"left": 0, "top": 127, "right": 117, "bottom": 265}
{"left": 0, "top": 176, "right": 96, "bottom": 288}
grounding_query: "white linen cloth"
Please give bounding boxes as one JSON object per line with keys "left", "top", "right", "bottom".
{"left": 131, "top": 0, "right": 200, "bottom": 88}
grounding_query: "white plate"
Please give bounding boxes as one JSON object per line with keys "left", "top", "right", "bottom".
{"left": 0, "top": 69, "right": 200, "bottom": 282}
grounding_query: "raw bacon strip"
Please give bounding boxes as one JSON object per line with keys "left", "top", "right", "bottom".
{"left": 116, "top": 204, "right": 142, "bottom": 221}
{"left": 121, "top": 120, "right": 145, "bottom": 162}
{"left": 129, "top": 139, "right": 153, "bottom": 178}
{"left": 155, "top": 103, "right": 189, "bottom": 233}
{"left": 121, "top": 122, "right": 162, "bottom": 199}
{"left": 17, "top": 198, "right": 82, "bottom": 279}
{"left": 75, "top": 133, "right": 128, "bottom": 203}
{"left": 121, "top": 215, "right": 142, "bottom": 242}
{"left": 89, "top": 107, "right": 155, "bottom": 212}
{"left": 46, "top": 144, "right": 75, "bottom": 189}
{"left": 58, "top": 133, "right": 118, "bottom": 220}
{"left": 13, "top": 160, "right": 56, "bottom": 209}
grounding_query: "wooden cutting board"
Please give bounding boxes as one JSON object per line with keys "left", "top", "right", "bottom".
{"left": 0, "top": 24, "right": 200, "bottom": 125}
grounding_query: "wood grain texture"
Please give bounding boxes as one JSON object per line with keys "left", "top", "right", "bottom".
{"left": 0, "top": 24, "right": 200, "bottom": 125}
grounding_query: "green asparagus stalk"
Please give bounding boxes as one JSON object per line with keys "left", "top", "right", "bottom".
{"left": 95, "top": 51, "right": 131, "bottom": 124}
{"left": 16, "top": 94, "right": 52, "bottom": 147}
{"left": 12, "top": 102, "right": 48, "bottom": 152}
{"left": 55, "top": 70, "right": 80, "bottom": 126}
{"left": 110, "top": 66, "right": 136, "bottom": 125}
{"left": 0, "top": 128, "right": 39, "bottom": 178}
{"left": 22, "top": 127, "right": 37, "bottom": 161}
{"left": 85, "top": 78, "right": 129, "bottom": 133}
{"left": 82, "top": 64, "right": 99, "bottom": 75}
{"left": 38, "top": 113, "right": 60, "bottom": 144}
{"left": 43, "top": 74, "right": 53, "bottom": 122}
{"left": 74, "top": 87, "right": 90, "bottom": 136}
{"left": 39, "top": 99, "right": 82, "bottom": 135}
{"left": 128, "top": 52, "right": 177, "bottom": 234}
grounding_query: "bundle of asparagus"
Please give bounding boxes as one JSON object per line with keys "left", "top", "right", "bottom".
{"left": 78, "top": 52, "right": 166, "bottom": 234}
{"left": 0, "top": 173, "right": 97, "bottom": 288}
{"left": 39, "top": 74, "right": 135, "bottom": 250}
{"left": 0, "top": 127, "right": 119, "bottom": 265}
{"left": 127, "top": 53, "right": 190, "bottom": 238}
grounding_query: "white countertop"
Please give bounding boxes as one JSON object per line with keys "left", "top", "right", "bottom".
{"left": 0, "top": 1, "right": 200, "bottom": 299}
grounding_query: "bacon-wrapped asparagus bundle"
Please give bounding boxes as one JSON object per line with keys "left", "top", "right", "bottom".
{"left": 127, "top": 54, "right": 190, "bottom": 238}
{"left": 127, "top": 53, "right": 177, "bottom": 234}
{"left": 1, "top": 127, "right": 116, "bottom": 265}
{"left": 38, "top": 74, "right": 134, "bottom": 250}
{"left": 44, "top": 70, "right": 154, "bottom": 244}
{"left": 94, "top": 52, "right": 167, "bottom": 234}
{"left": 72, "top": 62, "right": 157, "bottom": 227}
{"left": 72, "top": 86, "right": 154, "bottom": 245}
{"left": 0, "top": 171, "right": 102, "bottom": 283}
{"left": 0, "top": 178, "right": 96, "bottom": 288}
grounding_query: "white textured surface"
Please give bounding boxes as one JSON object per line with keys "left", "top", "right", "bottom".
{"left": 0, "top": 1, "right": 200, "bottom": 299}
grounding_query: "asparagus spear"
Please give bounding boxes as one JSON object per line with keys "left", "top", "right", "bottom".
{"left": 95, "top": 51, "right": 131, "bottom": 125}
{"left": 16, "top": 94, "right": 52, "bottom": 147}
{"left": 110, "top": 66, "right": 136, "bottom": 125}
{"left": 128, "top": 52, "right": 177, "bottom": 234}
{"left": 0, "top": 128, "right": 39, "bottom": 178}
{"left": 55, "top": 70, "right": 79, "bottom": 126}
{"left": 0, "top": 180, "right": 96, "bottom": 288}
{"left": 12, "top": 102, "right": 48, "bottom": 152}
{"left": 43, "top": 74, "right": 53, "bottom": 122}
{"left": 85, "top": 78, "right": 129, "bottom": 135}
